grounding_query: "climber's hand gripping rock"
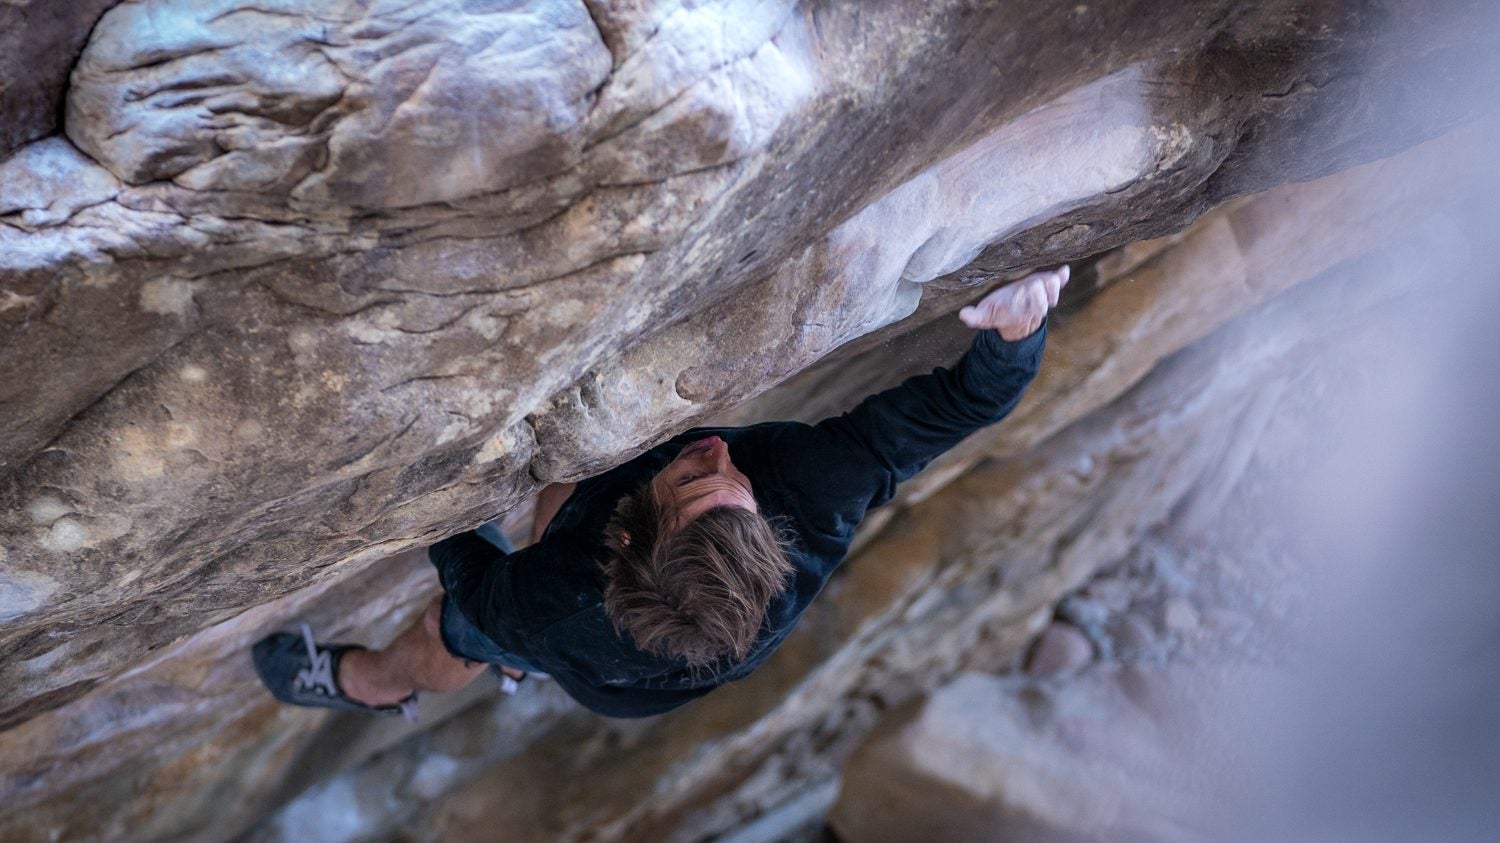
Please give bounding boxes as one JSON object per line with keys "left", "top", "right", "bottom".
{"left": 959, "top": 265, "right": 1070, "bottom": 341}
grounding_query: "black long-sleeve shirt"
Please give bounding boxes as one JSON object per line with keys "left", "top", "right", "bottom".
{"left": 431, "top": 325, "right": 1046, "bottom": 717}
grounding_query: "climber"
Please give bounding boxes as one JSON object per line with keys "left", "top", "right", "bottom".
{"left": 252, "top": 266, "right": 1069, "bottom": 719}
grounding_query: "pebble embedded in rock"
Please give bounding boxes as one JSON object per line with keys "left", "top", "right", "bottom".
{"left": 1025, "top": 622, "right": 1095, "bottom": 675}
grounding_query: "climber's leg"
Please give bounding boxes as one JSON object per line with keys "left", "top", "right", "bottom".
{"left": 337, "top": 596, "right": 486, "bottom": 707}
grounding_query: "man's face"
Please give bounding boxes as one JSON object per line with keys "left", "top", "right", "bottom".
{"left": 649, "top": 435, "right": 758, "bottom": 532}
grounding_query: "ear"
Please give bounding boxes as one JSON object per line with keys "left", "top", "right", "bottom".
{"left": 619, "top": 531, "right": 631, "bottom": 547}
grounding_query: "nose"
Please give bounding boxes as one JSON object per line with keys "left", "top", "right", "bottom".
{"left": 687, "top": 437, "right": 730, "bottom": 471}
{"left": 709, "top": 439, "right": 732, "bottom": 470}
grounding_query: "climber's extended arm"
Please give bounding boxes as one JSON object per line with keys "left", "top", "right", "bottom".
{"left": 812, "top": 314, "right": 1047, "bottom": 503}
{"left": 764, "top": 268, "right": 1066, "bottom": 567}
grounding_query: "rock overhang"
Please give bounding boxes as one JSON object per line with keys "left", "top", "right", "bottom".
{"left": 0, "top": 0, "right": 1496, "bottom": 824}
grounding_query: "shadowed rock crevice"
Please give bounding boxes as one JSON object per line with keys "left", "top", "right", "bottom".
{"left": 0, "top": 1, "right": 123, "bottom": 159}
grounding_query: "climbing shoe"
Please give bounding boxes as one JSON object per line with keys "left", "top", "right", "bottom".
{"left": 252, "top": 623, "right": 418, "bottom": 722}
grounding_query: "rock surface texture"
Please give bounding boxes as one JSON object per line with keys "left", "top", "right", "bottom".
{"left": 1, "top": 1, "right": 1498, "bottom": 841}
{"left": 830, "top": 669, "right": 1233, "bottom": 842}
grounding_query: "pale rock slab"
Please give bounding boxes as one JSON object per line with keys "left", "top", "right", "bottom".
{"left": 531, "top": 64, "right": 1212, "bottom": 476}
{"left": 829, "top": 668, "right": 1250, "bottom": 842}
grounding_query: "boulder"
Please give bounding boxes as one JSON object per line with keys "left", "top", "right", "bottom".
{"left": 829, "top": 668, "right": 1240, "bottom": 843}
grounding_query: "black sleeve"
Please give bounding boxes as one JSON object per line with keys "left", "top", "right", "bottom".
{"left": 429, "top": 530, "right": 523, "bottom": 643}
{"left": 771, "top": 324, "right": 1046, "bottom": 554}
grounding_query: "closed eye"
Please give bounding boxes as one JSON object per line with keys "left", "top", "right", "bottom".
{"left": 677, "top": 474, "right": 701, "bottom": 486}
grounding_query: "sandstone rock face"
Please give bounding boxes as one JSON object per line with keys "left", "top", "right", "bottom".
{"left": 3, "top": 127, "right": 1489, "bottom": 842}
{"left": 3, "top": 0, "right": 1496, "bottom": 734}
{"left": 1, "top": 1, "right": 1498, "bottom": 841}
